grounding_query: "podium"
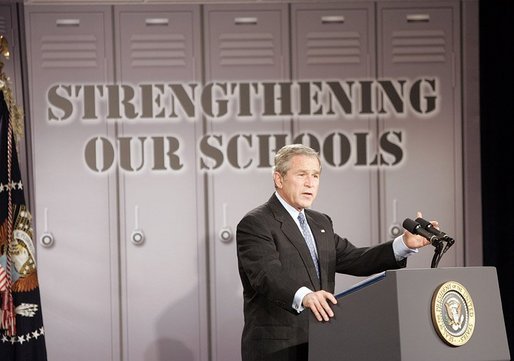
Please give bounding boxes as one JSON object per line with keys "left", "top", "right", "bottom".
{"left": 309, "top": 267, "right": 510, "bottom": 361}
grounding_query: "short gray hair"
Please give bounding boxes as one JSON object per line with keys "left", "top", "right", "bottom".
{"left": 273, "top": 144, "right": 321, "bottom": 176}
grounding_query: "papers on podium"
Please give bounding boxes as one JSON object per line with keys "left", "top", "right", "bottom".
{"left": 336, "top": 271, "right": 386, "bottom": 298}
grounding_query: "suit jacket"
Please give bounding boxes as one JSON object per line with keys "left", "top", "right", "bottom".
{"left": 236, "top": 194, "right": 406, "bottom": 361}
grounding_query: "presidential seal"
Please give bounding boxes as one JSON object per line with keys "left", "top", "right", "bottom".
{"left": 431, "top": 281, "right": 475, "bottom": 346}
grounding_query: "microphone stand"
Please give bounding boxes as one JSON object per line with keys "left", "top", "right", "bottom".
{"left": 430, "top": 236, "right": 455, "bottom": 268}
{"left": 431, "top": 239, "right": 444, "bottom": 268}
{"left": 441, "top": 237, "right": 455, "bottom": 256}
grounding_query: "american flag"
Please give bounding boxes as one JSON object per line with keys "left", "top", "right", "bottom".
{"left": 0, "top": 75, "right": 47, "bottom": 360}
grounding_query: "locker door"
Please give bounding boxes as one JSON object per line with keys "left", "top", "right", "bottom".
{"left": 25, "top": 6, "right": 119, "bottom": 361}
{"left": 203, "top": 4, "right": 289, "bottom": 361}
{"left": 291, "top": 3, "right": 378, "bottom": 293}
{"left": 377, "top": 2, "right": 463, "bottom": 268}
{"left": 114, "top": 5, "right": 207, "bottom": 361}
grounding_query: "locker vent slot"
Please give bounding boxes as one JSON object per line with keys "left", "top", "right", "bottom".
{"left": 41, "top": 34, "right": 98, "bottom": 68}
{"left": 391, "top": 30, "right": 446, "bottom": 63}
{"left": 0, "top": 17, "right": 7, "bottom": 34}
{"left": 321, "top": 16, "right": 345, "bottom": 24}
{"left": 130, "top": 33, "right": 186, "bottom": 67}
{"left": 145, "top": 18, "right": 169, "bottom": 26}
{"left": 406, "top": 14, "right": 430, "bottom": 23}
{"left": 234, "top": 17, "right": 258, "bottom": 25}
{"left": 306, "top": 31, "right": 361, "bottom": 64}
{"left": 56, "top": 19, "right": 80, "bottom": 27}
{"left": 218, "top": 32, "right": 274, "bottom": 66}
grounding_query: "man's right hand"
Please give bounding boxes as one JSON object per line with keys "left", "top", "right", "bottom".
{"left": 302, "top": 290, "right": 337, "bottom": 322}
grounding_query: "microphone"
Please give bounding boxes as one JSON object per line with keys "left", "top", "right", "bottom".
{"left": 402, "top": 218, "right": 439, "bottom": 243}
{"left": 415, "top": 217, "right": 455, "bottom": 255}
{"left": 415, "top": 217, "right": 450, "bottom": 240}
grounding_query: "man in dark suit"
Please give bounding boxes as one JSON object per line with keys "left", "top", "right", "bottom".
{"left": 236, "top": 144, "right": 431, "bottom": 361}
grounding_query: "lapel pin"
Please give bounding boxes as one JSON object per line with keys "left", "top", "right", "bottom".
{"left": 321, "top": 229, "right": 325, "bottom": 233}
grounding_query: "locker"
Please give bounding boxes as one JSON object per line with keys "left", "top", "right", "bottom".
{"left": 25, "top": 6, "right": 119, "bottom": 361}
{"left": 203, "top": 4, "right": 290, "bottom": 361}
{"left": 377, "top": 1, "right": 463, "bottom": 268}
{"left": 291, "top": 2, "right": 379, "bottom": 293}
{"left": 114, "top": 5, "right": 207, "bottom": 361}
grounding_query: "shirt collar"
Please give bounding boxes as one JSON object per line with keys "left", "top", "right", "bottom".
{"left": 275, "top": 191, "right": 304, "bottom": 221}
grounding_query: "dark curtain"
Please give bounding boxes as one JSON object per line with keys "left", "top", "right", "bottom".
{"left": 480, "top": 0, "right": 514, "bottom": 356}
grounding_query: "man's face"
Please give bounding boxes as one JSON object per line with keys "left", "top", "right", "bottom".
{"left": 274, "top": 154, "right": 321, "bottom": 211}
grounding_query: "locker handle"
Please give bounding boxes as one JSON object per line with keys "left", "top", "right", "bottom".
{"left": 131, "top": 205, "right": 145, "bottom": 246}
{"left": 406, "top": 14, "right": 430, "bottom": 23}
{"left": 39, "top": 207, "right": 55, "bottom": 248}
{"left": 219, "top": 202, "right": 233, "bottom": 243}
{"left": 388, "top": 199, "right": 403, "bottom": 238}
{"left": 234, "top": 17, "right": 258, "bottom": 25}
{"left": 145, "top": 18, "right": 169, "bottom": 26}
{"left": 56, "top": 19, "right": 80, "bottom": 27}
{"left": 321, "top": 16, "right": 345, "bottom": 24}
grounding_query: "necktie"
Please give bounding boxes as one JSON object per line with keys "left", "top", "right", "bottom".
{"left": 298, "top": 213, "right": 320, "bottom": 278}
